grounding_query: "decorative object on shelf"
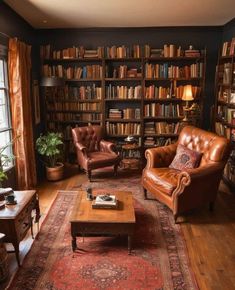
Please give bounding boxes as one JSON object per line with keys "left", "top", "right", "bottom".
{"left": 36, "top": 132, "right": 64, "bottom": 181}
{"left": 182, "top": 85, "right": 194, "bottom": 122}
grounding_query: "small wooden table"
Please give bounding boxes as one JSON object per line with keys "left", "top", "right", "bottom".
{"left": 70, "top": 190, "right": 136, "bottom": 254}
{"left": 0, "top": 190, "right": 40, "bottom": 266}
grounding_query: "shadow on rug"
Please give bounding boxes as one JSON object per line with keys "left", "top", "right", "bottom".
{"left": 9, "top": 172, "right": 198, "bottom": 290}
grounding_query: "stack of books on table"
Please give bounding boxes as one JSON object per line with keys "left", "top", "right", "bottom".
{"left": 92, "top": 194, "right": 118, "bottom": 209}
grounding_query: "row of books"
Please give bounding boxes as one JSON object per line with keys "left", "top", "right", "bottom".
{"left": 47, "top": 112, "right": 101, "bottom": 122}
{"left": 217, "top": 87, "right": 235, "bottom": 104}
{"left": 217, "top": 63, "right": 233, "bottom": 85}
{"left": 41, "top": 44, "right": 203, "bottom": 60}
{"left": 144, "top": 84, "right": 201, "bottom": 99}
{"left": 144, "top": 136, "right": 177, "bottom": 147}
{"left": 144, "top": 103, "right": 182, "bottom": 118}
{"left": 106, "top": 65, "right": 141, "bottom": 78}
{"left": 144, "top": 45, "right": 202, "bottom": 58}
{"left": 46, "top": 85, "right": 102, "bottom": 101}
{"left": 42, "top": 63, "right": 203, "bottom": 79}
{"left": 105, "top": 122, "right": 141, "bottom": 135}
{"left": 67, "top": 85, "right": 102, "bottom": 100}
{"left": 221, "top": 38, "right": 235, "bottom": 57}
{"left": 105, "top": 85, "right": 141, "bottom": 99}
{"left": 105, "top": 45, "right": 141, "bottom": 58}
{"left": 217, "top": 106, "right": 235, "bottom": 125}
{"left": 42, "top": 64, "right": 103, "bottom": 79}
{"left": 215, "top": 122, "right": 234, "bottom": 140}
{"left": 108, "top": 108, "right": 141, "bottom": 119}
{"left": 145, "top": 63, "right": 204, "bottom": 79}
{"left": 40, "top": 45, "right": 104, "bottom": 59}
{"left": 47, "top": 101, "right": 101, "bottom": 111}
{"left": 144, "top": 121, "right": 180, "bottom": 134}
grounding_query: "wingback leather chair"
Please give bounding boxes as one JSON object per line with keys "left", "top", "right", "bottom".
{"left": 72, "top": 125, "right": 121, "bottom": 181}
{"left": 142, "top": 126, "right": 231, "bottom": 222}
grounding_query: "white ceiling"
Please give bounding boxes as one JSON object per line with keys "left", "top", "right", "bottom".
{"left": 4, "top": 0, "right": 235, "bottom": 29}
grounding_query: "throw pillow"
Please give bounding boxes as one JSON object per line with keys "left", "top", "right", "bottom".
{"left": 169, "top": 144, "right": 202, "bottom": 170}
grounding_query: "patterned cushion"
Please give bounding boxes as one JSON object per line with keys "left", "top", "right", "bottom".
{"left": 169, "top": 144, "right": 202, "bottom": 170}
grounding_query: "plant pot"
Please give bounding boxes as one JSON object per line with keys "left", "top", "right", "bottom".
{"left": 46, "top": 162, "right": 64, "bottom": 181}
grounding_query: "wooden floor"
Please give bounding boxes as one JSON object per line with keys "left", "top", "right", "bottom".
{"left": 2, "top": 166, "right": 235, "bottom": 290}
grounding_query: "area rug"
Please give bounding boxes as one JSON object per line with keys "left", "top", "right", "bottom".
{"left": 9, "top": 172, "right": 198, "bottom": 290}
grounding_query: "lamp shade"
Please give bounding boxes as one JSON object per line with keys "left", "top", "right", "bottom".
{"left": 40, "top": 76, "right": 65, "bottom": 87}
{"left": 182, "top": 85, "right": 194, "bottom": 101}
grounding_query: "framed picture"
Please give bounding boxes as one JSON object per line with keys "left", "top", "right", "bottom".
{"left": 33, "top": 80, "right": 40, "bottom": 124}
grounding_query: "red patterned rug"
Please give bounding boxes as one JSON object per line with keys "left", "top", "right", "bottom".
{"left": 9, "top": 172, "right": 198, "bottom": 290}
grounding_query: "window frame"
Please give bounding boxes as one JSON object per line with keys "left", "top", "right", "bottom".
{"left": 0, "top": 44, "right": 13, "bottom": 171}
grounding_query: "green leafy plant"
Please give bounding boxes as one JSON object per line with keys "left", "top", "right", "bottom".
{"left": 36, "top": 132, "right": 64, "bottom": 168}
{"left": 0, "top": 137, "right": 17, "bottom": 186}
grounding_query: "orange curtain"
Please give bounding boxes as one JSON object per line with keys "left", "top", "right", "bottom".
{"left": 8, "top": 38, "right": 37, "bottom": 189}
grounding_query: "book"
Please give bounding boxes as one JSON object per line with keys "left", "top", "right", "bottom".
{"left": 92, "top": 194, "right": 118, "bottom": 209}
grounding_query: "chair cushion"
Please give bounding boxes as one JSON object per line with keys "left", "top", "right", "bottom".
{"left": 144, "top": 168, "right": 181, "bottom": 196}
{"left": 169, "top": 144, "right": 202, "bottom": 171}
{"left": 87, "top": 151, "right": 119, "bottom": 168}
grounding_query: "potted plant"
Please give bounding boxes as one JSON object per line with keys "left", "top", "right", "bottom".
{"left": 36, "top": 132, "right": 64, "bottom": 181}
{"left": 0, "top": 138, "right": 17, "bottom": 188}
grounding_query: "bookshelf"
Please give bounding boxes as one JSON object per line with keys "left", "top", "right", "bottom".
{"left": 40, "top": 44, "right": 206, "bottom": 160}
{"left": 214, "top": 37, "right": 235, "bottom": 190}
{"left": 143, "top": 44, "right": 206, "bottom": 148}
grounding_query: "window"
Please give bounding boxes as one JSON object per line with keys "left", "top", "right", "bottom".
{"left": 0, "top": 44, "right": 13, "bottom": 170}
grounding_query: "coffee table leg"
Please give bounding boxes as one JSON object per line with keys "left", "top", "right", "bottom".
{"left": 72, "top": 235, "right": 77, "bottom": 252}
{"left": 128, "top": 235, "right": 132, "bottom": 255}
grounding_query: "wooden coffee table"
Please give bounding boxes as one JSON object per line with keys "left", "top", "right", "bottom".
{"left": 70, "top": 190, "right": 136, "bottom": 254}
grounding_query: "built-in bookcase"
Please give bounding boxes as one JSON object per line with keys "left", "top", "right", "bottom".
{"left": 40, "top": 44, "right": 206, "bottom": 160}
{"left": 214, "top": 37, "right": 235, "bottom": 190}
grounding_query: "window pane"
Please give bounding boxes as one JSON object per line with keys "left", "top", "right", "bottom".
{"left": 0, "top": 60, "right": 4, "bottom": 87}
{"left": 0, "top": 90, "right": 9, "bottom": 129}
{"left": 0, "top": 131, "right": 13, "bottom": 169}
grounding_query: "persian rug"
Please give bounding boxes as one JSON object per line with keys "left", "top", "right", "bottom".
{"left": 9, "top": 172, "right": 198, "bottom": 290}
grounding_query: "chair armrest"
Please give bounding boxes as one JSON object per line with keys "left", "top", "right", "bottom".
{"left": 74, "top": 142, "right": 87, "bottom": 157}
{"left": 100, "top": 140, "right": 119, "bottom": 154}
{"left": 145, "top": 143, "right": 177, "bottom": 169}
{"left": 173, "top": 163, "right": 225, "bottom": 199}
{"left": 185, "top": 163, "right": 225, "bottom": 180}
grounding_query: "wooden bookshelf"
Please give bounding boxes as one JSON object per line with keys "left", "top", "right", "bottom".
{"left": 40, "top": 44, "right": 206, "bottom": 160}
{"left": 214, "top": 37, "right": 235, "bottom": 190}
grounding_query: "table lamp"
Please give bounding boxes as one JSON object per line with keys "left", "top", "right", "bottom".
{"left": 182, "top": 85, "right": 194, "bottom": 122}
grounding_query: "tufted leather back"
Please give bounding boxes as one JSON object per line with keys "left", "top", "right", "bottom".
{"left": 178, "top": 126, "right": 231, "bottom": 166}
{"left": 72, "top": 125, "right": 102, "bottom": 152}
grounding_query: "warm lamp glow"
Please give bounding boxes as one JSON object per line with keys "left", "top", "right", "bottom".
{"left": 182, "top": 85, "right": 194, "bottom": 101}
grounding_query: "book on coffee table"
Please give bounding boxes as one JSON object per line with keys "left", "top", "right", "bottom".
{"left": 92, "top": 194, "right": 118, "bottom": 209}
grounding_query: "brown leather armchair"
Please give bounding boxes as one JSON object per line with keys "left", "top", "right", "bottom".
{"left": 142, "top": 126, "right": 231, "bottom": 222}
{"left": 72, "top": 125, "right": 121, "bottom": 181}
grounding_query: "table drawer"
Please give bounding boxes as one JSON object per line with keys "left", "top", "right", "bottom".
{"left": 15, "top": 198, "right": 35, "bottom": 241}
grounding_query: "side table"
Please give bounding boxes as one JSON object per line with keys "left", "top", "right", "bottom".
{"left": 0, "top": 190, "right": 40, "bottom": 266}
{"left": 121, "top": 143, "right": 141, "bottom": 170}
